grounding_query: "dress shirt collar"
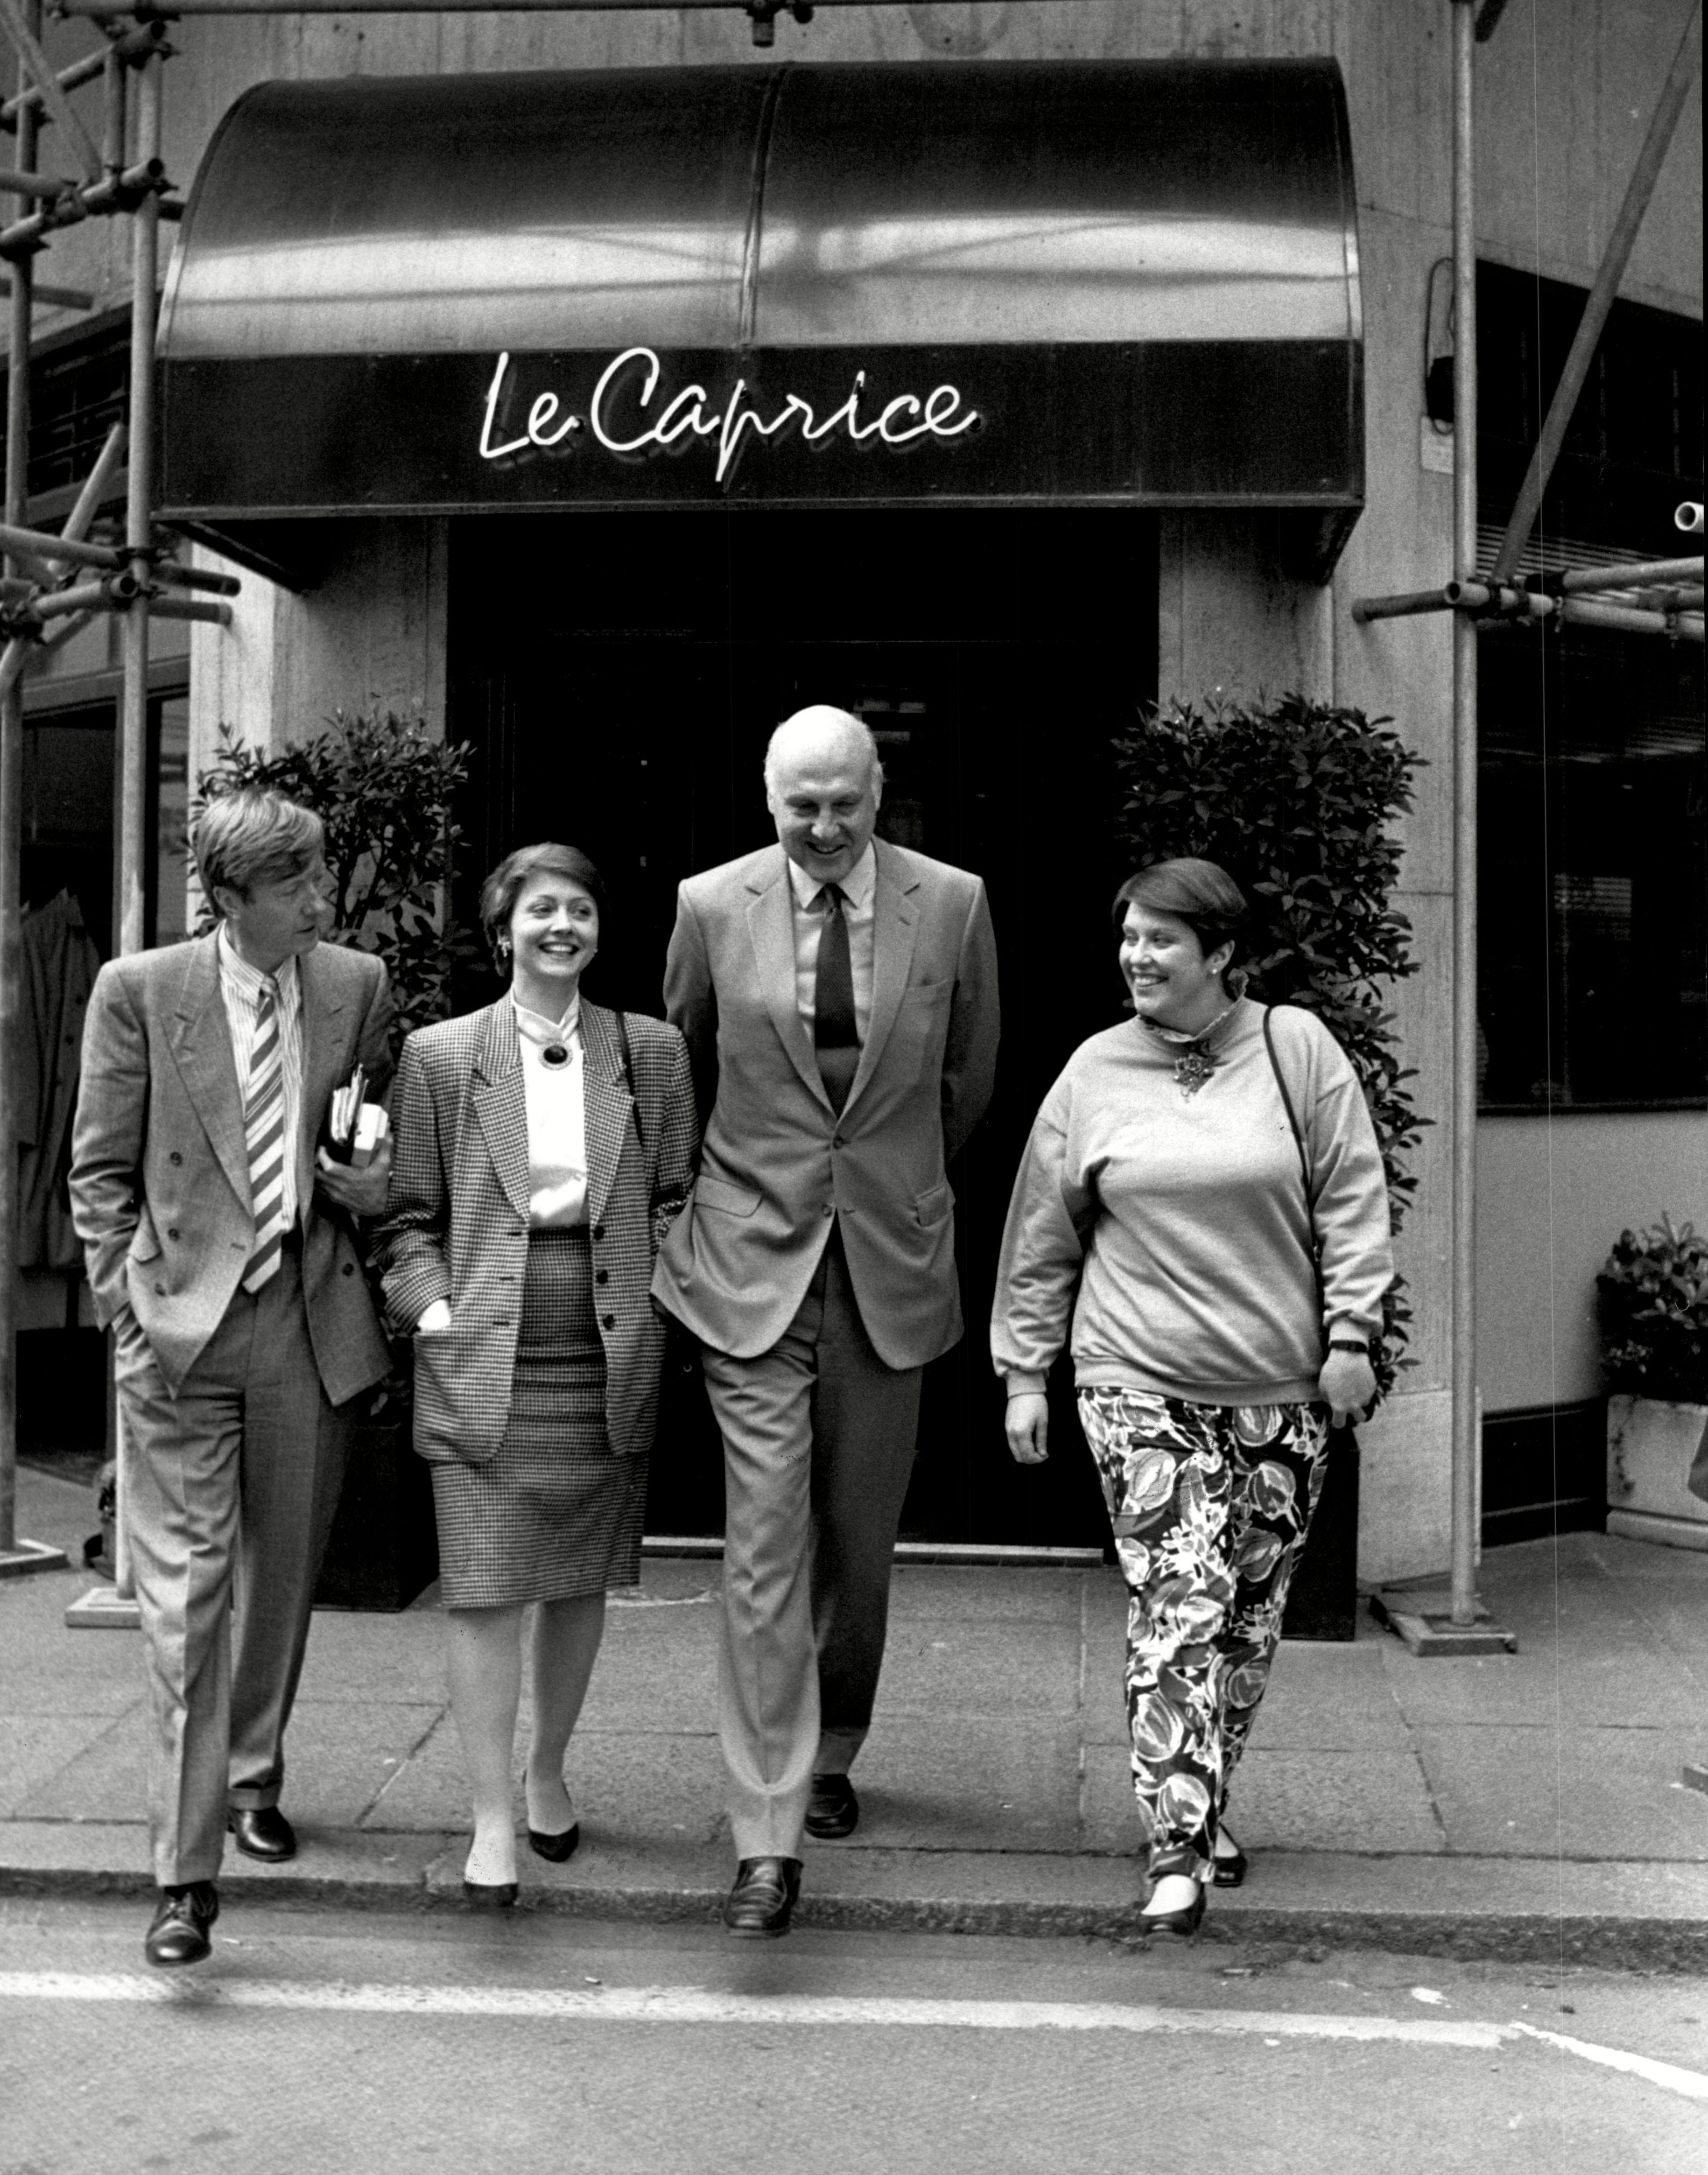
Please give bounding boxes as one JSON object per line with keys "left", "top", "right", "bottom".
{"left": 218, "top": 919, "right": 300, "bottom": 1005}
{"left": 511, "top": 989, "right": 582, "bottom": 1049}
{"left": 786, "top": 841, "right": 877, "bottom": 913}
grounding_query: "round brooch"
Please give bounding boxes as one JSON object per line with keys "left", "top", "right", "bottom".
{"left": 541, "top": 1044, "right": 570, "bottom": 1070}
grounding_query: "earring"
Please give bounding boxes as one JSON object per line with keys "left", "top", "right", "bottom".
{"left": 496, "top": 938, "right": 512, "bottom": 968}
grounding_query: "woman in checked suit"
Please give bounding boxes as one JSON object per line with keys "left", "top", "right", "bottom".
{"left": 377, "top": 843, "right": 698, "bottom": 1902}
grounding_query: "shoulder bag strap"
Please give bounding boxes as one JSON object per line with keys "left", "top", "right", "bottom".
{"left": 1263, "top": 1004, "right": 1325, "bottom": 1308}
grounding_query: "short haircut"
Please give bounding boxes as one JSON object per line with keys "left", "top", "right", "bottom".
{"left": 762, "top": 706, "right": 884, "bottom": 798}
{"left": 480, "top": 842, "right": 605, "bottom": 970}
{"left": 1112, "top": 857, "right": 1249, "bottom": 965}
{"left": 194, "top": 788, "right": 324, "bottom": 903}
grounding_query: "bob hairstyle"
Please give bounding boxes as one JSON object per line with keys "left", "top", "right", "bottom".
{"left": 194, "top": 789, "right": 324, "bottom": 905}
{"left": 1111, "top": 857, "right": 1249, "bottom": 972}
{"left": 480, "top": 842, "right": 606, "bottom": 972}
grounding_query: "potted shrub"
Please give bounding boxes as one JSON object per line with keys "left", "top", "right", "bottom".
{"left": 196, "top": 710, "right": 477, "bottom": 1607}
{"left": 1599, "top": 1217, "right": 1708, "bottom": 1547}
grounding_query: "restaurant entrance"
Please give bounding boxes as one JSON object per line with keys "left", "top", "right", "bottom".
{"left": 448, "top": 505, "right": 1158, "bottom": 1547}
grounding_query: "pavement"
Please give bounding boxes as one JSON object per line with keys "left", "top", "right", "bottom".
{"left": 4, "top": 1462, "right": 1706, "bottom": 1967}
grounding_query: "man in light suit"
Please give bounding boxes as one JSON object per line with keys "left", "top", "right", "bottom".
{"left": 70, "top": 789, "right": 394, "bottom": 1966}
{"left": 654, "top": 706, "right": 999, "bottom": 1936}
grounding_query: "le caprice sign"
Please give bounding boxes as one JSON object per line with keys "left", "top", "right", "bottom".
{"left": 478, "top": 345, "right": 983, "bottom": 484}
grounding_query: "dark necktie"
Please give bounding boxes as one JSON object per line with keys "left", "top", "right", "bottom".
{"left": 814, "top": 884, "right": 859, "bottom": 1111}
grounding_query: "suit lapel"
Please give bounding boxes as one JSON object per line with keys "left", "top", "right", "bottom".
{"left": 471, "top": 1001, "right": 532, "bottom": 1223}
{"left": 295, "top": 945, "right": 350, "bottom": 1227}
{"left": 746, "top": 853, "right": 832, "bottom": 1111}
{"left": 843, "top": 842, "right": 921, "bottom": 1118}
{"left": 166, "top": 933, "right": 251, "bottom": 1207}
{"left": 580, "top": 1004, "right": 633, "bottom": 1230}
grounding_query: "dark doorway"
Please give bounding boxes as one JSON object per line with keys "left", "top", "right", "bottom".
{"left": 448, "top": 507, "right": 1158, "bottom": 1546}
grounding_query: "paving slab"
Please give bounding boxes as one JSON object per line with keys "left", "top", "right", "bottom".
{"left": 12, "top": 1704, "right": 149, "bottom": 1823}
{"left": 836, "top": 1715, "right": 1084, "bottom": 1854}
{"left": 1414, "top": 1722, "right": 1708, "bottom": 1860}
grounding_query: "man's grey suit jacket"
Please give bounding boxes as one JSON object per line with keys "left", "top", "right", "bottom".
{"left": 69, "top": 932, "right": 394, "bottom": 1406}
{"left": 652, "top": 838, "right": 999, "bottom": 1370}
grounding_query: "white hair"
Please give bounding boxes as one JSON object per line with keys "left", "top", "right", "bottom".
{"left": 762, "top": 705, "right": 884, "bottom": 799}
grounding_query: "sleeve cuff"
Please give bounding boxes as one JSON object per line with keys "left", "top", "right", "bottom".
{"left": 1003, "top": 1372, "right": 1048, "bottom": 1399}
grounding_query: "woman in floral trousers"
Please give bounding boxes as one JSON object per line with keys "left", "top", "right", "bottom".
{"left": 992, "top": 859, "right": 1393, "bottom": 1935}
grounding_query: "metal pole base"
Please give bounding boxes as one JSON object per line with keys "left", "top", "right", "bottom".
{"left": 1683, "top": 1762, "right": 1708, "bottom": 1797}
{"left": 0, "top": 1536, "right": 69, "bottom": 1578}
{"left": 63, "top": 1582, "right": 140, "bottom": 1628}
{"left": 1370, "top": 1586, "right": 1518, "bottom": 1656}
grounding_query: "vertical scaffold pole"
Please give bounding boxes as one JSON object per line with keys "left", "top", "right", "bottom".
{"left": 117, "top": 48, "right": 159, "bottom": 961}
{"left": 1449, "top": 0, "right": 1480, "bottom": 1629}
{"left": 0, "top": 0, "right": 65, "bottom": 1576}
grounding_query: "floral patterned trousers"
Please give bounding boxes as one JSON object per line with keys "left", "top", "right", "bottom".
{"left": 1078, "top": 1387, "right": 1333, "bottom": 1886}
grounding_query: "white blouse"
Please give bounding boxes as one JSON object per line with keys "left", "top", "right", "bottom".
{"left": 512, "top": 993, "right": 589, "bottom": 1229}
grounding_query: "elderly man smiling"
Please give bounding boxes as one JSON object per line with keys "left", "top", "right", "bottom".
{"left": 654, "top": 704, "right": 1000, "bottom": 1936}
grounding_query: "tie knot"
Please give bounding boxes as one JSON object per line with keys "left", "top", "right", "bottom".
{"left": 816, "top": 884, "right": 844, "bottom": 915}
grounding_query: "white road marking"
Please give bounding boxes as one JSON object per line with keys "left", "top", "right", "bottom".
{"left": 1508, "top": 2019, "right": 1708, "bottom": 2102}
{"left": 0, "top": 1974, "right": 1702, "bottom": 2102}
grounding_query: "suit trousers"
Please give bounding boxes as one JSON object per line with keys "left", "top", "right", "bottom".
{"left": 702, "top": 1222, "right": 923, "bottom": 1860}
{"left": 116, "top": 1242, "right": 355, "bottom": 1887}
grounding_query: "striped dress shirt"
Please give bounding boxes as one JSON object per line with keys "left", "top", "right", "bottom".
{"left": 218, "top": 925, "right": 305, "bottom": 1231}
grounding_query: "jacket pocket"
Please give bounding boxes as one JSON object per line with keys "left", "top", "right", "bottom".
{"left": 127, "top": 1210, "right": 162, "bottom": 1264}
{"left": 693, "top": 1175, "right": 762, "bottom": 1218}
{"left": 912, "top": 1179, "right": 953, "bottom": 1228}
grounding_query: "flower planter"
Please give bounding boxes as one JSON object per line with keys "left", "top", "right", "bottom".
{"left": 1605, "top": 1394, "right": 1708, "bottom": 1551}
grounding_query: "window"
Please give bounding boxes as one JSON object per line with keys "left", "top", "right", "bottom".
{"left": 1476, "top": 265, "right": 1706, "bottom": 1111}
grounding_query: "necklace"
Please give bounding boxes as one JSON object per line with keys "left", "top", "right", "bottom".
{"left": 1141, "top": 996, "right": 1241, "bottom": 1098}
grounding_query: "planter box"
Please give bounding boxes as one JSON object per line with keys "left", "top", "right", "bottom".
{"left": 1605, "top": 1394, "right": 1708, "bottom": 1552}
{"left": 315, "top": 1411, "right": 440, "bottom": 1611}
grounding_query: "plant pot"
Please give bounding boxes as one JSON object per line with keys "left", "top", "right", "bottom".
{"left": 1281, "top": 1428, "right": 1361, "bottom": 1641}
{"left": 315, "top": 1408, "right": 440, "bottom": 1611}
{"left": 1605, "top": 1394, "right": 1708, "bottom": 1551}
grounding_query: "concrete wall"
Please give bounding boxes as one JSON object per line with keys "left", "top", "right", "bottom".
{"left": 1477, "top": 1113, "right": 1708, "bottom": 1414}
{"left": 14, "top": 2, "right": 1702, "bottom": 1580}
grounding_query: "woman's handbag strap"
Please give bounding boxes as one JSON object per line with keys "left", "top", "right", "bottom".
{"left": 1262, "top": 1004, "right": 1324, "bottom": 1307}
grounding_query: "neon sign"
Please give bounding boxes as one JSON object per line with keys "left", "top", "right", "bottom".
{"left": 478, "top": 346, "right": 981, "bottom": 484}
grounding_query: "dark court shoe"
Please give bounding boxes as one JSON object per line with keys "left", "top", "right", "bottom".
{"left": 805, "top": 1773, "right": 860, "bottom": 1841}
{"left": 227, "top": 1806, "right": 297, "bottom": 1863}
{"left": 1139, "top": 1881, "right": 1207, "bottom": 1939}
{"left": 1212, "top": 1831, "right": 1248, "bottom": 1890}
{"left": 462, "top": 1880, "right": 519, "bottom": 1909}
{"left": 723, "top": 1856, "right": 802, "bottom": 1938}
{"left": 145, "top": 1881, "right": 219, "bottom": 1967}
{"left": 527, "top": 1823, "right": 581, "bottom": 1864}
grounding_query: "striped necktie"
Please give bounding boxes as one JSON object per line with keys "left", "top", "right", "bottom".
{"left": 241, "top": 975, "right": 288, "bottom": 1292}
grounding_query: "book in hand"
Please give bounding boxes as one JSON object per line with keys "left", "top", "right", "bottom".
{"left": 323, "top": 1065, "right": 391, "bottom": 1168}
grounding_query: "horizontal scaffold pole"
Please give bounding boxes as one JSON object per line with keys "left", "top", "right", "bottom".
{"left": 1353, "top": 573, "right": 1705, "bottom": 643}
{"left": 1558, "top": 554, "right": 1704, "bottom": 593}
{"left": 60, "top": 0, "right": 1085, "bottom": 13}
{"left": 0, "top": 517, "right": 122, "bottom": 569}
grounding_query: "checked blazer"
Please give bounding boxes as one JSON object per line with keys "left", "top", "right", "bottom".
{"left": 375, "top": 997, "right": 698, "bottom": 1465}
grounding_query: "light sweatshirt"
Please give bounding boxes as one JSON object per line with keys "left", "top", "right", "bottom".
{"left": 991, "top": 999, "right": 1394, "bottom": 1408}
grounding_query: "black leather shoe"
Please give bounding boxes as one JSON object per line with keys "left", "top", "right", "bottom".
{"left": 1139, "top": 1881, "right": 1207, "bottom": 1938}
{"left": 805, "top": 1773, "right": 859, "bottom": 1841}
{"left": 463, "top": 1879, "right": 519, "bottom": 1908}
{"left": 145, "top": 1882, "right": 218, "bottom": 1967}
{"left": 527, "top": 1823, "right": 580, "bottom": 1864}
{"left": 723, "top": 1856, "right": 801, "bottom": 1938}
{"left": 227, "top": 1806, "right": 297, "bottom": 1863}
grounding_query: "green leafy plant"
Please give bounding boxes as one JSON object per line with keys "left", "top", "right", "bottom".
{"left": 194, "top": 710, "right": 476, "bottom": 1036}
{"left": 1599, "top": 1217, "right": 1708, "bottom": 1406}
{"left": 1112, "top": 693, "right": 1429, "bottom": 1397}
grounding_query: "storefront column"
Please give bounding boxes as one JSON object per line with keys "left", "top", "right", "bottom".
{"left": 187, "top": 518, "right": 449, "bottom": 790}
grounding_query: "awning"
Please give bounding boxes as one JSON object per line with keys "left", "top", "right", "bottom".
{"left": 159, "top": 58, "right": 1363, "bottom": 577}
